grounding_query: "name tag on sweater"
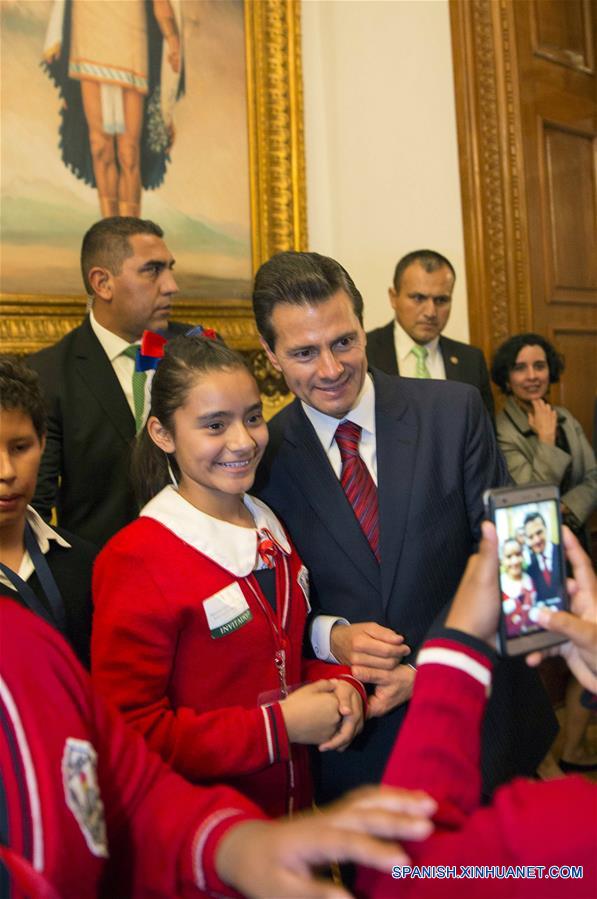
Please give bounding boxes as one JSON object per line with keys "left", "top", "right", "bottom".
{"left": 203, "top": 583, "right": 253, "bottom": 639}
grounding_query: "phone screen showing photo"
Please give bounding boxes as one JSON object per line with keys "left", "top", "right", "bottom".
{"left": 495, "top": 498, "right": 566, "bottom": 641}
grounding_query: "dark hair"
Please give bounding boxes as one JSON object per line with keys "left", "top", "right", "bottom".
{"left": 0, "top": 357, "right": 46, "bottom": 439}
{"left": 523, "top": 511, "right": 546, "bottom": 529}
{"left": 490, "top": 333, "right": 564, "bottom": 395}
{"left": 81, "top": 216, "right": 164, "bottom": 295}
{"left": 252, "top": 251, "right": 364, "bottom": 348}
{"left": 393, "top": 249, "right": 456, "bottom": 292}
{"left": 132, "top": 335, "right": 251, "bottom": 507}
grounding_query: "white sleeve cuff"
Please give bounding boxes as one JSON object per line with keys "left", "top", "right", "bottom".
{"left": 310, "top": 615, "right": 350, "bottom": 662}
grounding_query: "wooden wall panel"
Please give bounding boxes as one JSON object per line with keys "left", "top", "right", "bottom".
{"left": 551, "top": 329, "right": 597, "bottom": 439}
{"left": 543, "top": 124, "right": 597, "bottom": 299}
{"left": 531, "top": 0, "right": 594, "bottom": 73}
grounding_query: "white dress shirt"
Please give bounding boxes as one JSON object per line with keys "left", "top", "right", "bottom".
{"left": 302, "top": 375, "right": 378, "bottom": 661}
{"left": 0, "top": 506, "right": 70, "bottom": 588}
{"left": 393, "top": 320, "right": 446, "bottom": 380}
{"left": 534, "top": 541, "right": 555, "bottom": 575}
{"left": 301, "top": 373, "right": 378, "bottom": 483}
{"left": 89, "top": 310, "right": 153, "bottom": 424}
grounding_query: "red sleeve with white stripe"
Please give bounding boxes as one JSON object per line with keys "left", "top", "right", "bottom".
{"left": 302, "top": 659, "right": 368, "bottom": 710}
{"left": 382, "top": 637, "right": 493, "bottom": 819}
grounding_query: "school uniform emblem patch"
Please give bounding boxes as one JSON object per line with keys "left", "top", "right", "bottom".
{"left": 62, "top": 738, "right": 108, "bottom": 857}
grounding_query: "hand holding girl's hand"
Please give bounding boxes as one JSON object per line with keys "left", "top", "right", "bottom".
{"left": 280, "top": 680, "right": 341, "bottom": 745}
{"left": 318, "top": 680, "right": 364, "bottom": 752}
{"left": 528, "top": 398, "right": 557, "bottom": 444}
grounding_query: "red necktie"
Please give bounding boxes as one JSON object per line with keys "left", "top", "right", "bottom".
{"left": 541, "top": 554, "right": 551, "bottom": 586}
{"left": 335, "top": 420, "right": 380, "bottom": 561}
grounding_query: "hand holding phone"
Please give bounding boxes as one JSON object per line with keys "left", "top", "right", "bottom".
{"left": 484, "top": 484, "right": 569, "bottom": 656}
{"left": 526, "top": 526, "right": 597, "bottom": 693}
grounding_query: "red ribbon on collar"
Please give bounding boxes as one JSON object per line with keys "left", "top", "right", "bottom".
{"left": 257, "top": 528, "right": 279, "bottom": 569}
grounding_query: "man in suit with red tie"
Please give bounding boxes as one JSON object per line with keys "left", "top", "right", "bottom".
{"left": 253, "top": 250, "right": 557, "bottom": 803}
{"left": 366, "top": 249, "right": 494, "bottom": 418}
{"left": 525, "top": 511, "right": 563, "bottom": 601}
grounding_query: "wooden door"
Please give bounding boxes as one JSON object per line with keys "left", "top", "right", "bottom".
{"left": 451, "top": 0, "right": 597, "bottom": 550}
{"left": 513, "top": 0, "right": 597, "bottom": 435}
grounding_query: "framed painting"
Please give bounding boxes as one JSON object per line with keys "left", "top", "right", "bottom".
{"left": 0, "top": 0, "right": 306, "bottom": 407}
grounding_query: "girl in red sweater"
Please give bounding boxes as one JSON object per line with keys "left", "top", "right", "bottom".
{"left": 91, "top": 332, "right": 365, "bottom": 817}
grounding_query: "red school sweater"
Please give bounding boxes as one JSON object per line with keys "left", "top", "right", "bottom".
{"left": 0, "top": 599, "right": 266, "bottom": 899}
{"left": 357, "top": 632, "right": 597, "bottom": 899}
{"left": 92, "top": 489, "right": 364, "bottom": 818}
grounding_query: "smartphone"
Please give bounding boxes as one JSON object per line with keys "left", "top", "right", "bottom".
{"left": 484, "top": 483, "right": 569, "bottom": 656}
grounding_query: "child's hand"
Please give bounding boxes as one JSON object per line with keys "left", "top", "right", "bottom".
{"left": 280, "top": 680, "right": 341, "bottom": 744}
{"left": 319, "top": 679, "right": 364, "bottom": 753}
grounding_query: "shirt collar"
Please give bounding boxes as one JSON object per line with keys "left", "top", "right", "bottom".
{"left": 89, "top": 309, "right": 138, "bottom": 362}
{"left": 301, "top": 373, "right": 376, "bottom": 453}
{"left": 25, "top": 506, "right": 70, "bottom": 552}
{"left": 536, "top": 542, "right": 554, "bottom": 565}
{"left": 393, "top": 319, "right": 440, "bottom": 364}
{"left": 139, "top": 485, "right": 291, "bottom": 577}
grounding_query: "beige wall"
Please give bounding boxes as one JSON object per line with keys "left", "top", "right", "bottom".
{"left": 301, "top": 0, "right": 469, "bottom": 340}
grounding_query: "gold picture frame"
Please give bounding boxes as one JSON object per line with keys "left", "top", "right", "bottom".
{"left": 0, "top": 0, "right": 306, "bottom": 405}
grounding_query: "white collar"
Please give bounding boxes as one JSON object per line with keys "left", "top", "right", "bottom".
{"left": 301, "top": 373, "right": 376, "bottom": 453}
{"left": 140, "top": 486, "right": 291, "bottom": 577}
{"left": 501, "top": 572, "right": 534, "bottom": 598}
{"left": 393, "top": 319, "right": 440, "bottom": 364}
{"left": 0, "top": 507, "right": 70, "bottom": 587}
{"left": 25, "top": 506, "right": 70, "bottom": 552}
{"left": 89, "top": 309, "right": 139, "bottom": 362}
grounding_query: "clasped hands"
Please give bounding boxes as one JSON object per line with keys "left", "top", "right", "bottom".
{"left": 280, "top": 678, "right": 365, "bottom": 752}
{"left": 330, "top": 621, "right": 415, "bottom": 718}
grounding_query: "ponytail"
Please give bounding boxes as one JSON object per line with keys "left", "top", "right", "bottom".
{"left": 132, "top": 426, "right": 180, "bottom": 508}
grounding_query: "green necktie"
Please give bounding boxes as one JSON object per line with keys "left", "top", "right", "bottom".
{"left": 411, "top": 344, "right": 431, "bottom": 379}
{"left": 122, "top": 345, "right": 146, "bottom": 432}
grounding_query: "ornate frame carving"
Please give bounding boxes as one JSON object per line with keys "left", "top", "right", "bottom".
{"left": 0, "top": 0, "right": 306, "bottom": 381}
{"left": 449, "top": 0, "right": 533, "bottom": 357}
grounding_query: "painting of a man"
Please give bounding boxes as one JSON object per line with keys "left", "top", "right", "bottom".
{"left": 1, "top": 0, "right": 251, "bottom": 298}
{"left": 42, "top": 0, "right": 184, "bottom": 217}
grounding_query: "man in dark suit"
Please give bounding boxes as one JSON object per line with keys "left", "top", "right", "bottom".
{"left": 29, "top": 216, "right": 186, "bottom": 547}
{"left": 524, "top": 511, "right": 564, "bottom": 602}
{"left": 253, "top": 250, "right": 556, "bottom": 801}
{"left": 366, "top": 249, "right": 494, "bottom": 417}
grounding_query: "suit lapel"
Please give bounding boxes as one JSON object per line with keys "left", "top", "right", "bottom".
{"left": 373, "top": 372, "right": 418, "bottom": 613}
{"left": 280, "top": 402, "right": 380, "bottom": 591}
{"left": 74, "top": 319, "right": 135, "bottom": 443}
{"left": 440, "top": 337, "right": 464, "bottom": 382}
{"left": 376, "top": 322, "right": 400, "bottom": 374}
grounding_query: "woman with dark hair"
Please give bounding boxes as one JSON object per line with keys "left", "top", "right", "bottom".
{"left": 0, "top": 357, "right": 96, "bottom": 666}
{"left": 491, "top": 333, "right": 596, "bottom": 542}
{"left": 491, "top": 333, "right": 597, "bottom": 772}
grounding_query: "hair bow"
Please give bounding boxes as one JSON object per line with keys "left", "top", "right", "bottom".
{"left": 135, "top": 330, "right": 167, "bottom": 371}
{"left": 185, "top": 325, "right": 218, "bottom": 340}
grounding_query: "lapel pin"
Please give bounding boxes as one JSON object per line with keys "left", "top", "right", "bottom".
{"left": 449, "top": 355, "right": 459, "bottom": 365}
